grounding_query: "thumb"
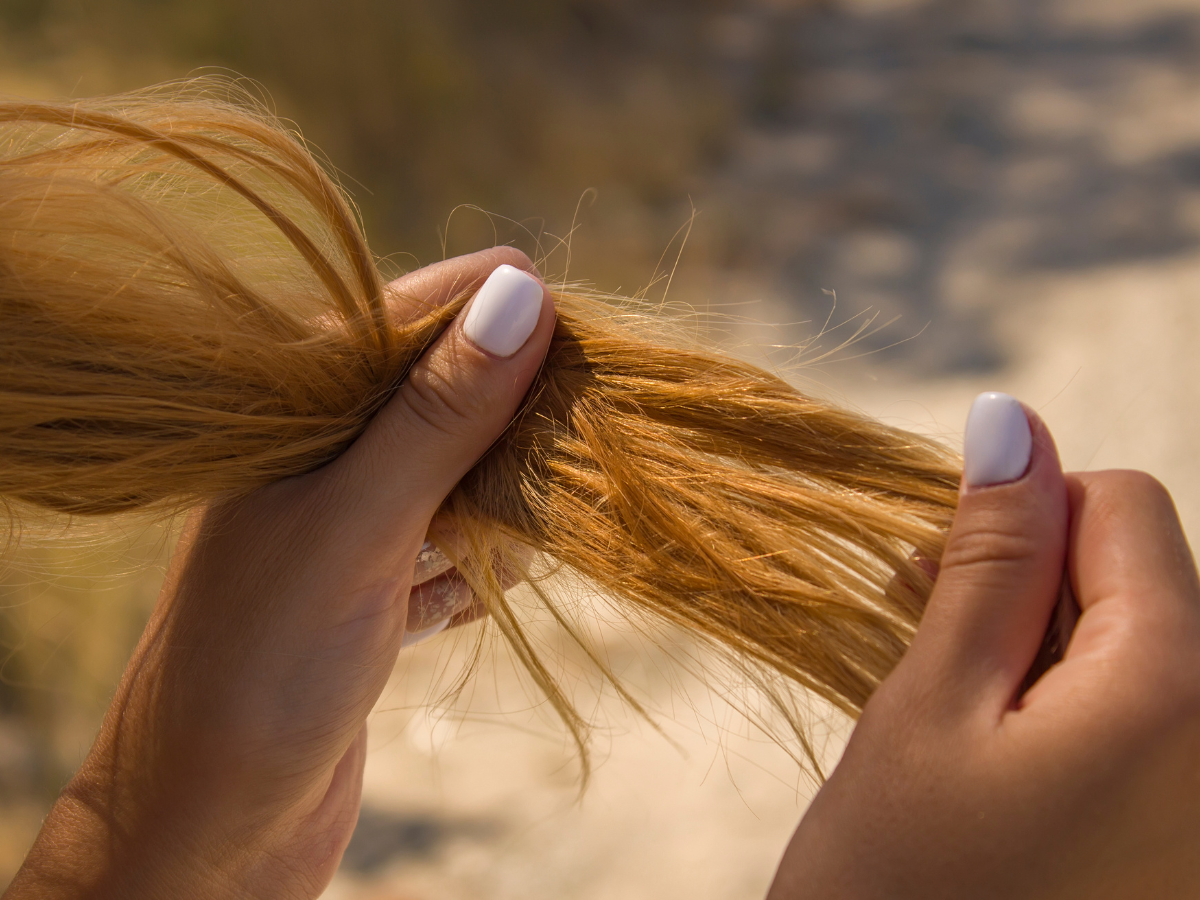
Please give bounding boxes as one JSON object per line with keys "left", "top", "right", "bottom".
{"left": 322, "top": 261, "right": 554, "bottom": 569}
{"left": 909, "top": 393, "right": 1069, "bottom": 711}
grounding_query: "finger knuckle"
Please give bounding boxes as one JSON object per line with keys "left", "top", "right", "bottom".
{"left": 398, "top": 361, "right": 481, "bottom": 439}
{"left": 941, "top": 521, "right": 1041, "bottom": 573}
{"left": 1102, "top": 469, "right": 1175, "bottom": 512}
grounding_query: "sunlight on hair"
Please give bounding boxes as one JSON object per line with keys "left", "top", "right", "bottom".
{"left": 0, "top": 76, "right": 961, "bottom": 784}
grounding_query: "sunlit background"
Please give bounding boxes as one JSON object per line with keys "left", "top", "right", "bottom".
{"left": 4, "top": 0, "right": 1200, "bottom": 896}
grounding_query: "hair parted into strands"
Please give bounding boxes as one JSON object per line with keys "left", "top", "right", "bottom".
{"left": 0, "top": 78, "right": 960, "bottom": 781}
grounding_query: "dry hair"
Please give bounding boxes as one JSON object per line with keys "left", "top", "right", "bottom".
{"left": 0, "top": 79, "right": 960, "bottom": 779}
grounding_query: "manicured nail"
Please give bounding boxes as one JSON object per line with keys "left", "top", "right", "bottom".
{"left": 408, "top": 575, "right": 472, "bottom": 629}
{"left": 461, "top": 264, "right": 543, "bottom": 357}
{"left": 963, "top": 392, "right": 1033, "bottom": 487}
{"left": 400, "top": 617, "right": 450, "bottom": 649}
{"left": 412, "top": 540, "right": 453, "bottom": 586}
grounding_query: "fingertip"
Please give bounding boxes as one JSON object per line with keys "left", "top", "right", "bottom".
{"left": 484, "top": 245, "right": 544, "bottom": 281}
{"left": 954, "top": 395, "right": 1068, "bottom": 554}
{"left": 400, "top": 616, "right": 450, "bottom": 649}
{"left": 312, "top": 257, "right": 555, "bottom": 569}
{"left": 912, "top": 396, "right": 1069, "bottom": 707}
{"left": 1067, "top": 469, "right": 1198, "bottom": 615}
{"left": 963, "top": 392, "right": 1032, "bottom": 488}
{"left": 460, "top": 264, "right": 549, "bottom": 359}
{"left": 383, "top": 247, "right": 543, "bottom": 322}
{"left": 960, "top": 396, "right": 1064, "bottom": 501}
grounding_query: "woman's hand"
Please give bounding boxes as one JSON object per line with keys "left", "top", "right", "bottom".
{"left": 6, "top": 248, "right": 556, "bottom": 900}
{"left": 770, "top": 394, "right": 1200, "bottom": 899}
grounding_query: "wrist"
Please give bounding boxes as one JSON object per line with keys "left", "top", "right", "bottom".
{"left": 5, "top": 770, "right": 239, "bottom": 900}
{"left": 7, "top": 528, "right": 370, "bottom": 900}
{"left": 6, "top": 734, "right": 347, "bottom": 900}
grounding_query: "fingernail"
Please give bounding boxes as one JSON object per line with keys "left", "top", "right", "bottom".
{"left": 413, "top": 540, "right": 453, "bottom": 586}
{"left": 963, "top": 392, "right": 1033, "bottom": 487}
{"left": 461, "top": 264, "right": 544, "bottom": 357}
{"left": 408, "top": 575, "right": 473, "bottom": 630}
{"left": 400, "top": 617, "right": 450, "bottom": 649}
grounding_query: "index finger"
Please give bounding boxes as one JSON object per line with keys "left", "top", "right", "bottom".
{"left": 1067, "top": 470, "right": 1200, "bottom": 617}
{"left": 384, "top": 246, "right": 540, "bottom": 321}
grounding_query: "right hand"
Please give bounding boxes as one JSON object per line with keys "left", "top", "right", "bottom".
{"left": 770, "top": 398, "right": 1200, "bottom": 899}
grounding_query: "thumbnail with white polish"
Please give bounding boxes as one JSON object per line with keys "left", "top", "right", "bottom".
{"left": 461, "top": 264, "right": 543, "bottom": 357}
{"left": 963, "top": 392, "right": 1032, "bottom": 487}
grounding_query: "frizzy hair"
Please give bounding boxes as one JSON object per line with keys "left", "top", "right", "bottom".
{"left": 0, "top": 79, "right": 960, "bottom": 777}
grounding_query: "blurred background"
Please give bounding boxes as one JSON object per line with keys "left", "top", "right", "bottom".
{"left": 4, "top": 0, "right": 1200, "bottom": 896}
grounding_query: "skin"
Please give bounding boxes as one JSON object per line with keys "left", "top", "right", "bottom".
{"left": 769, "top": 413, "right": 1200, "bottom": 899}
{"left": 5, "top": 247, "right": 556, "bottom": 899}
{"left": 5, "top": 252, "right": 1199, "bottom": 898}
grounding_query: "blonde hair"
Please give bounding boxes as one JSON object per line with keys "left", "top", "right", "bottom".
{"left": 0, "top": 79, "right": 959, "bottom": 777}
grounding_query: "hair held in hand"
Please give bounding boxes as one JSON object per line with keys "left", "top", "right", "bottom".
{"left": 0, "top": 79, "right": 960, "bottom": 775}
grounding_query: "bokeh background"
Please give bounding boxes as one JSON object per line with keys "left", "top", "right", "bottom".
{"left": 5, "top": 0, "right": 1200, "bottom": 896}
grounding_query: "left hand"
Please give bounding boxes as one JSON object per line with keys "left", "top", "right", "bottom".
{"left": 6, "top": 247, "right": 556, "bottom": 900}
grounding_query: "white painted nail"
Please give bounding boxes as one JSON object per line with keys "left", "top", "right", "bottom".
{"left": 963, "top": 392, "right": 1033, "bottom": 487}
{"left": 400, "top": 617, "right": 450, "bottom": 649}
{"left": 460, "top": 264, "right": 543, "bottom": 357}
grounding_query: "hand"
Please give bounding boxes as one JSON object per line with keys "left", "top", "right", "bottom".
{"left": 6, "top": 248, "right": 556, "bottom": 899}
{"left": 769, "top": 395, "right": 1200, "bottom": 899}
